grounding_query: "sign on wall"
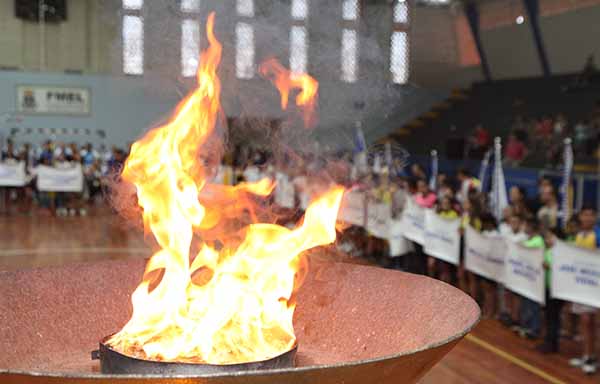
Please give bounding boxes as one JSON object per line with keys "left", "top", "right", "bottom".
{"left": 17, "top": 85, "right": 91, "bottom": 116}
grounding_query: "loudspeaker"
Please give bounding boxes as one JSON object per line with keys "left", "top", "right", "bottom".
{"left": 15, "top": 0, "right": 67, "bottom": 23}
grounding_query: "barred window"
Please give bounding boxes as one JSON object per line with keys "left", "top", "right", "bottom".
{"left": 341, "top": 29, "right": 358, "bottom": 83}
{"left": 122, "top": 15, "right": 144, "bottom": 75}
{"left": 181, "top": 20, "right": 200, "bottom": 77}
{"left": 235, "top": 22, "right": 255, "bottom": 79}
{"left": 290, "top": 26, "right": 308, "bottom": 75}
{"left": 291, "top": 0, "right": 308, "bottom": 20}
{"left": 181, "top": 0, "right": 200, "bottom": 13}
{"left": 390, "top": 31, "right": 408, "bottom": 84}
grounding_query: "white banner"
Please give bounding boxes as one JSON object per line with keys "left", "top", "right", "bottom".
{"left": 274, "top": 172, "right": 295, "bottom": 209}
{"left": 0, "top": 161, "right": 27, "bottom": 187}
{"left": 338, "top": 191, "right": 366, "bottom": 227}
{"left": 400, "top": 198, "right": 425, "bottom": 244}
{"left": 388, "top": 219, "right": 412, "bottom": 257}
{"left": 17, "top": 85, "right": 90, "bottom": 115}
{"left": 424, "top": 210, "right": 461, "bottom": 265}
{"left": 367, "top": 201, "right": 392, "bottom": 239}
{"left": 505, "top": 241, "right": 546, "bottom": 304}
{"left": 552, "top": 240, "right": 600, "bottom": 308}
{"left": 36, "top": 164, "right": 84, "bottom": 192}
{"left": 464, "top": 226, "right": 505, "bottom": 282}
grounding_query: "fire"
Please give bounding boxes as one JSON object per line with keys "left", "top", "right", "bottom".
{"left": 108, "top": 13, "right": 344, "bottom": 365}
{"left": 259, "top": 58, "right": 319, "bottom": 128}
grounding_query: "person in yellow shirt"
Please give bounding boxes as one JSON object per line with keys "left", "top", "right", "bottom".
{"left": 569, "top": 206, "right": 600, "bottom": 374}
{"left": 428, "top": 196, "right": 460, "bottom": 283}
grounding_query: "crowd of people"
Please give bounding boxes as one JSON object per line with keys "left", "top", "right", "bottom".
{"left": 0, "top": 139, "right": 129, "bottom": 216}
{"left": 1, "top": 138, "right": 599, "bottom": 376}
{"left": 465, "top": 99, "right": 600, "bottom": 168}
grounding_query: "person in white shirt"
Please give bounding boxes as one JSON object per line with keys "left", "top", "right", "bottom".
{"left": 499, "top": 214, "right": 527, "bottom": 329}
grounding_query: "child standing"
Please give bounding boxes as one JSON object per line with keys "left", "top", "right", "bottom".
{"left": 568, "top": 206, "right": 600, "bottom": 374}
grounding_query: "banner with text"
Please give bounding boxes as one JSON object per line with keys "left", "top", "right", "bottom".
{"left": 36, "top": 164, "right": 84, "bottom": 192}
{"left": 338, "top": 190, "right": 366, "bottom": 227}
{"left": 274, "top": 173, "right": 295, "bottom": 209}
{"left": 424, "top": 210, "right": 461, "bottom": 265}
{"left": 464, "top": 226, "right": 505, "bottom": 282}
{"left": 552, "top": 241, "right": 600, "bottom": 308}
{"left": 400, "top": 198, "right": 425, "bottom": 244}
{"left": 0, "top": 162, "right": 27, "bottom": 187}
{"left": 388, "top": 219, "right": 413, "bottom": 257}
{"left": 17, "top": 85, "right": 90, "bottom": 115}
{"left": 505, "top": 241, "right": 546, "bottom": 304}
{"left": 367, "top": 201, "right": 392, "bottom": 239}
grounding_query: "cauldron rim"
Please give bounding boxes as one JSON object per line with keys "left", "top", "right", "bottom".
{"left": 1, "top": 297, "right": 480, "bottom": 379}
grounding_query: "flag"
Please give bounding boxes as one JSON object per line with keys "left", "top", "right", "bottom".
{"left": 478, "top": 149, "right": 492, "bottom": 193}
{"left": 429, "top": 150, "right": 438, "bottom": 190}
{"left": 490, "top": 137, "right": 508, "bottom": 221}
{"left": 560, "top": 138, "right": 573, "bottom": 228}
{"left": 353, "top": 122, "right": 368, "bottom": 173}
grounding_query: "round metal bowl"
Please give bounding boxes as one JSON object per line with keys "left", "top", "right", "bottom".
{"left": 0, "top": 257, "right": 480, "bottom": 384}
{"left": 96, "top": 335, "right": 297, "bottom": 375}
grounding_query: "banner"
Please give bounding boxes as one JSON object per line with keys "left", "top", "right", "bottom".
{"left": 424, "top": 210, "right": 461, "bottom": 265}
{"left": 367, "top": 201, "right": 392, "bottom": 239}
{"left": 36, "top": 164, "right": 84, "bottom": 192}
{"left": 464, "top": 226, "right": 505, "bottom": 282}
{"left": 274, "top": 172, "right": 295, "bottom": 209}
{"left": 388, "top": 219, "right": 412, "bottom": 257}
{"left": 17, "top": 85, "right": 91, "bottom": 116}
{"left": 0, "top": 162, "right": 27, "bottom": 187}
{"left": 504, "top": 241, "right": 546, "bottom": 304}
{"left": 551, "top": 240, "right": 600, "bottom": 308}
{"left": 338, "top": 190, "right": 366, "bottom": 227}
{"left": 400, "top": 198, "right": 425, "bottom": 244}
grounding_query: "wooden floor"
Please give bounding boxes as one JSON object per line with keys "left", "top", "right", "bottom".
{"left": 0, "top": 208, "right": 597, "bottom": 383}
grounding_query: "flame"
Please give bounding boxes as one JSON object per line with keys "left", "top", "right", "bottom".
{"left": 259, "top": 58, "right": 319, "bottom": 128}
{"left": 108, "top": 13, "right": 344, "bottom": 365}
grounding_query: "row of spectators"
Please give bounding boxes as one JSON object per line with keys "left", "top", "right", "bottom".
{"left": 228, "top": 147, "right": 599, "bottom": 376}
{"left": 0, "top": 139, "right": 129, "bottom": 216}
{"left": 465, "top": 100, "right": 600, "bottom": 168}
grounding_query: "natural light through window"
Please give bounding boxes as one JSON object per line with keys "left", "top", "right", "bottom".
{"left": 180, "top": 0, "right": 200, "bottom": 13}
{"left": 290, "top": 26, "right": 308, "bottom": 75}
{"left": 122, "top": 0, "right": 142, "bottom": 11}
{"left": 122, "top": 15, "right": 144, "bottom": 75}
{"left": 341, "top": 29, "right": 358, "bottom": 83}
{"left": 181, "top": 20, "right": 199, "bottom": 77}
{"left": 236, "top": 0, "right": 254, "bottom": 17}
{"left": 235, "top": 22, "right": 255, "bottom": 79}
{"left": 390, "top": 31, "right": 408, "bottom": 84}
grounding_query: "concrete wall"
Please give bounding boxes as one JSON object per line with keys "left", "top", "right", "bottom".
{"left": 0, "top": 71, "right": 180, "bottom": 148}
{"left": 0, "top": 0, "right": 118, "bottom": 73}
{"left": 0, "top": 0, "right": 449, "bottom": 149}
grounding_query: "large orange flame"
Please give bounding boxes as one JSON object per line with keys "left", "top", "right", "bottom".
{"left": 259, "top": 58, "right": 319, "bottom": 128}
{"left": 108, "top": 13, "right": 344, "bottom": 365}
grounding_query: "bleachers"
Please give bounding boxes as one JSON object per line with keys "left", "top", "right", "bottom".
{"left": 389, "top": 74, "right": 600, "bottom": 168}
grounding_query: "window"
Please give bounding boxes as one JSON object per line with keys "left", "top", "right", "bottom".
{"left": 123, "top": 0, "right": 142, "bottom": 10}
{"left": 390, "top": 0, "right": 409, "bottom": 84}
{"left": 122, "top": 14, "right": 144, "bottom": 75}
{"left": 236, "top": 0, "right": 254, "bottom": 17}
{"left": 180, "top": 0, "right": 201, "bottom": 77}
{"left": 289, "top": 0, "right": 309, "bottom": 74}
{"left": 291, "top": 0, "right": 308, "bottom": 21}
{"left": 341, "top": 29, "right": 357, "bottom": 82}
{"left": 181, "top": 20, "right": 200, "bottom": 77}
{"left": 342, "top": 0, "right": 358, "bottom": 21}
{"left": 393, "top": 0, "right": 408, "bottom": 23}
{"left": 390, "top": 31, "right": 408, "bottom": 84}
{"left": 235, "top": 0, "right": 255, "bottom": 79}
{"left": 290, "top": 26, "right": 307, "bottom": 75}
{"left": 340, "top": 0, "right": 359, "bottom": 82}
{"left": 235, "top": 23, "right": 255, "bottom": 79}
{"left": 181, "top": 0, "right": 200, "bottom": 13}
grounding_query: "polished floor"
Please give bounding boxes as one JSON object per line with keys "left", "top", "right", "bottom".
{"left": 0, "top": 208, "right": 597, "bottom": 383}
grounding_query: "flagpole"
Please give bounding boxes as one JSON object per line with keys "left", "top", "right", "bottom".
{"left": 560, "top": 137, "right": 573, "bottom": 228}
{"left": 429, "top": 149, "right": 438, "bottom": 190}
